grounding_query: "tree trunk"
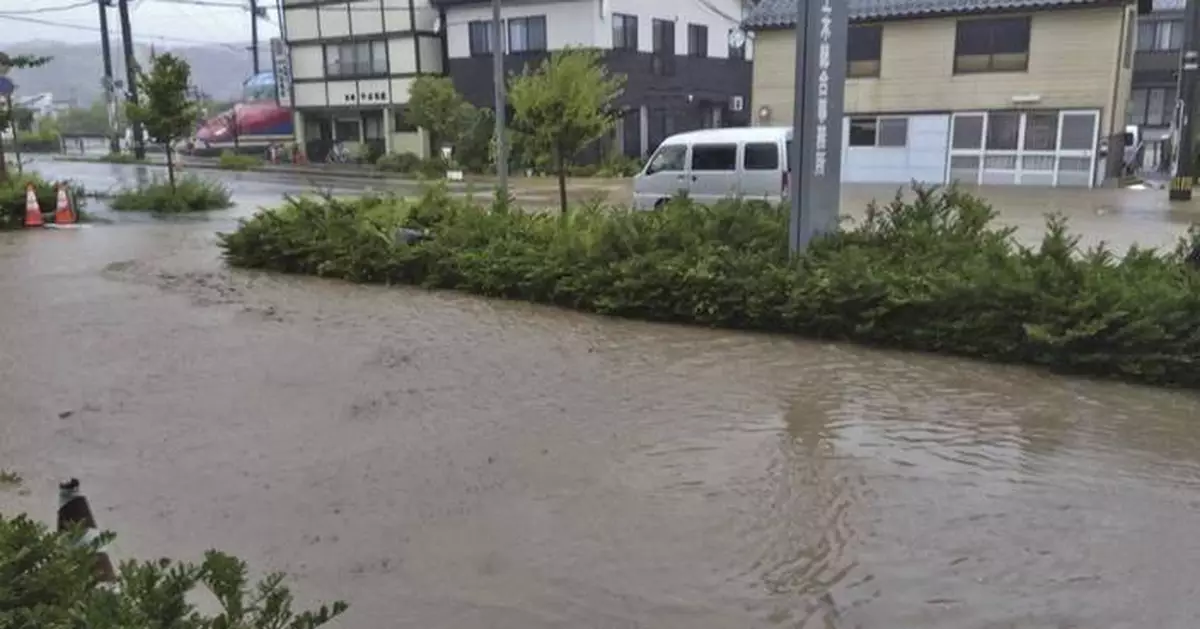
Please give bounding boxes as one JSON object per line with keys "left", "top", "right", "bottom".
{"left": 555, "top": 146, "right": 568, "bottom": 216}
{"left": 165, "top": 143, "right": 177, "bottom": 192}
{"left": 0, "top": 133, "right": 7, "bottom": 182}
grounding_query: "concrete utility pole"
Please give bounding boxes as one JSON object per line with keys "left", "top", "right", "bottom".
{"left": 789, "top": 0, "right": 847, "bottom": 252}
{"left": 117, "top": 0, "right": 146, "bottom": 159}
{"left": 491, "top": 0, "right": 508, "bottom": 195}
{"left": 1171, "top": 0, "right": 1200, "bottom": 200}
{"left": 250, "top": 0, "right": 261, "bottom": 74}
{"left": 98, "top": 0, "right": 120, "bottom": 154}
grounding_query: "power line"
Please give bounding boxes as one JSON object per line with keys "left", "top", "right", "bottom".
{"left": 0, "top": 12, "right": 246, "bottom": 49}
{"left": 0, "top": 1, "right": 95, "bottom": 15}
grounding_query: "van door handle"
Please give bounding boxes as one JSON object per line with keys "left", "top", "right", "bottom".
{"left": 690, "top": 175, "right": 697, "bottom": 182}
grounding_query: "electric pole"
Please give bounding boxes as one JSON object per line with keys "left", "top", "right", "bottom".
{"left": 98, "top": 0, "right": 120, "bottom": 154}
{"left": 117, "top": 0, "right": 145, "bottom": 159}
{"left": 1172, "top": 0, "right": 1200, "bottom": 200}
{"left": 250, "top": 0, "right": 261, "bottom": 74}
{"left": 491, "top": 0, "right": 507, "bottom": 195}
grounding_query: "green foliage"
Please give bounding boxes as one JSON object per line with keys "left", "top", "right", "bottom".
{"left": 0, "top": 469, "right": 20, "bottom": 486}
{"left": 221, "top": 184, "right": 1200, "bottom": 388}
{"left": 99, "top": 152, "right": 146, "bottom": 165}
{"left": 0, "top": 51, "right": 52, "bottom": 182}
{"left": 55, "top": 102, "right": 118, "bottom": 136}
{"left": 0, "top": 172, "right": 88, "bottom": 230}
{"left": 375, "top": 152, "right": 448, "bottom": 178}
{"left": 508, "top": 48, "right": 625, "bottom": 214}
{"left": 111, "top": 175, "right": 232, "bottom": 213}
{"left": 405, "top": 75, "right": 475, "bottom": 152}
{"left": 375, "top": 151, "right": 422, "bottom": 174}
{"left": 0, "top": 513, "right": 348, "bottom": 629}
{"left": 126, "top": 53, "right": 200, "bottom": 189}
{"left": 217, "top": 151, "right": 263, "bottom": 171}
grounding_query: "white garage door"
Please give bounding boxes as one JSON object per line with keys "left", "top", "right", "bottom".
{"left": 840, "top": 114, "right": 950, "bottom": 184}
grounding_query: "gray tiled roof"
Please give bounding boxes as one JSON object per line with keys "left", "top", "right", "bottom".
{"left": 744, "top": 0, "right": 1124, "bottom": 28}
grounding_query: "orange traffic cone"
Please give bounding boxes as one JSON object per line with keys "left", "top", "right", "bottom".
{"left": 24, "top": 183, "right": 44, "bottom": 227}
{"left": 54, "top": 183, "right": 76, "bottom": 225}
{"left": 57, "top": 478, "right": 116, "bottom": 583}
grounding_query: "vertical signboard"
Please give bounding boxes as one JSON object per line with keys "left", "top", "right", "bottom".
{"left": 790, "top": 0, "right": 848, "bottom": 252}
{"left": 271, "top": 38, "right": 293, "bottom": 108}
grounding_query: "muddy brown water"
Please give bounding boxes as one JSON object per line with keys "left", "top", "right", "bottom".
{"left": 3, "top": 189, "right": 1200, "bottom": 628}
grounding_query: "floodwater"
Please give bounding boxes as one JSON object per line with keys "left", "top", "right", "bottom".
{"left": 3, "top": 163, "right": 1200, "bottom": 628}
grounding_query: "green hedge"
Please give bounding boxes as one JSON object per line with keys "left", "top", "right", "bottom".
{"left": 218, "top": 184, "right": 1200, "bottom": 388}
{"left": 217, "top": 150, "right": 263, "bottom": 171}
{"left": 0, "top": 174, "right": 88, "bottom": 229}
{"left": 0, "top": 512, "right": 347, "bottom": 628}
{"left": 111, "top": 175, "right": 233, "bottom": 213}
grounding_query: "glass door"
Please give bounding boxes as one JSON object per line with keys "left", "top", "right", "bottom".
{"left": 1055, "top": 110, "right": 1100, "bottom": 188}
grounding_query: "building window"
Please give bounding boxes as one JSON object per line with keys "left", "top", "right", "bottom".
{"left": 1130, "top": 86, "right": 1177, "bottom": 126}
{"left": 508, "top": 16, "right": 547, "bottom": 53}
{"left": 394, "top": 108, "right": 418, "bottom": 133}
{"left": 953, "top": 17, "right": 1031, "bottom": 73}
{"left": 687, "top": 23, "right": 708, "bottom": 57}
{"left": 1023, "top": 112, "right": 1058, "bottom": 150}
{"left": 743, "top": 143, "right": 779, "bottom": 170}
{"left": 613, "top": 13, "right": 638, "bottom": 51}
{"left": 1137, "top": 19, "right": 1183, "bottom": 51}
{"left": 728, "top": 29, "right": 746, "bottom": 60}
{"left": 334, "top": 119, "right": 360, "bottom": 141}
{"left": 690, "top": 143, "right": 737, "bottom": 170}
{"left": 848, "top": 117, "right": 907, "bottom": 147}
{"left": 323, "top": 40, "right": 387, "bottom": 77}
{"left": 652, "top": 19, "right": 675, "bottom": 75}
{"left": 847, "top": 24, "right": 882, "bottom": 78}
{"left": 986, "top": 112, "right": 1021, "bottom": 150}
{"left": 469, "top": 20, "right": 497, "bottom": 56}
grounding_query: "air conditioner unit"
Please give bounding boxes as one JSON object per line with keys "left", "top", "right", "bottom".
{"left": 729, "top": 95, "right": 745, "bottom": 112}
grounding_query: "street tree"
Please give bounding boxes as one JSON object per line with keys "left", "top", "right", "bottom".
{"left": 508, "top": 48, "right": 625, "bottom": 215}
{"left": 0, "top": 51, "right": 51, "bottom": 181}
{"left": 405, "top": 75, "right": 475, "bottom": 156}
{"left": 126, "top": 53, "right": 199, "bottom": 190}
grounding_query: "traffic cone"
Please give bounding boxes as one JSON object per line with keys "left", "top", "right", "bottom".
{"left": 54, "top": 183, "right": 76, "bottom": 225}
{"left": 57, "top": 478, "right": 116, "bottom": 583}
{"left": 24, "top": 183, "right": 44, "bottom": 228}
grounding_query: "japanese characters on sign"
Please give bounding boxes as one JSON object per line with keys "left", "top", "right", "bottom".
{"left": 813, "top": 0, "right": 832, "bottom": 177}
{"left": 271, "top": 39, "right": 293, "bottom": 108}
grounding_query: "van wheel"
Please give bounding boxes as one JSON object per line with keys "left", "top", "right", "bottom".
{"left": 653, "top": 198, "right": 669, "bottom": 209}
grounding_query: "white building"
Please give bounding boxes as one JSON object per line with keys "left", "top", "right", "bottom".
{"left": 277, "top": 0, "right": 756, "bottom": 160}
{"left": 279, "top": 0, "right": 444, "bottom": 159}
{"left": 435, "top": 0, "right": 754, "bottom": 158}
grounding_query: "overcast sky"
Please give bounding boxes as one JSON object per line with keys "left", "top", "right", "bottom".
{"left": 1, "top": 0, "right": 281, "bottom": 46}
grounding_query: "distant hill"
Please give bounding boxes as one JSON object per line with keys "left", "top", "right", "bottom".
{"left": 6, "top": 40, "right": 272, "bottom": 106}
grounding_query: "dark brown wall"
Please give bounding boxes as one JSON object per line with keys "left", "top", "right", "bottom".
{"left": 446, "top": 50, "right": 752, "bottom": 157}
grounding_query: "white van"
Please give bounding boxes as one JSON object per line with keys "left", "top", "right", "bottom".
{"left": 632, "top": 127, "right": 792, "bottom": 210}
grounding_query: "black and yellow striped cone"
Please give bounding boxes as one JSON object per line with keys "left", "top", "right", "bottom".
{"left": 57, "top": 478, "right": 116, "bottom": 582}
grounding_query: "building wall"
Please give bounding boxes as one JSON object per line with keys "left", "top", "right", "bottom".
{"left": 605, "top": 0, "right": 752, "bottom": 59}
{"left": 752, "top": 6, "right": 1128, "bottom": 133}
{"left": 442, "top": 0, "right": 753, "bottom": 157}
{"left": 444, "top": 0, "right": 599, "bottom": 57}
{"left": 841, "top": 114, "right": 950, "bottom": 184}
{"left": 282, "top": 0, "right": 438, "bottom": 109}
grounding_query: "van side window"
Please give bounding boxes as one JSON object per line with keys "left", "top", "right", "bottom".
{"left": 646, "top": 145, "right": 687, "bottom": 174}
{"left": 691, "top": 143, "right": 737, "bottom": 171}
{"left": 743, "top": 143, "right": 779, "bottom": 170}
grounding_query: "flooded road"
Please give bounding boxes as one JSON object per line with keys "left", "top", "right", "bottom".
{"left": 3, "top": 163, "right": 1200, "bottom": 628}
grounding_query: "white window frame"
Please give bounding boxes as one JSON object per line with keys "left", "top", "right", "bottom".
{"left": 947, "top": 109, "right": 1099, "bottom": 187}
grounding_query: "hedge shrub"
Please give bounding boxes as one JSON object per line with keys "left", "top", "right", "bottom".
{"left": 111, "top": 175, "right": 233, "bottom": 213}
{"left": 0, "top": 512, "right": 348, "bottom": 629}
{"left": 218, "top": 184, "right": 1200, "bottom": 388}
{"left": 216, "top": 150, "right": 263, "bottom": 171}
